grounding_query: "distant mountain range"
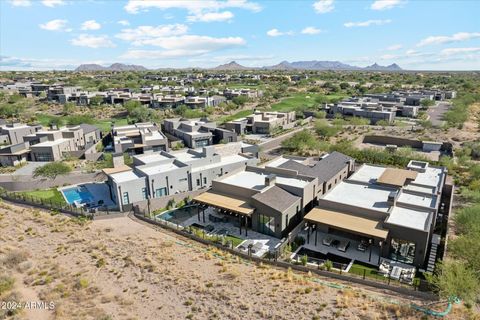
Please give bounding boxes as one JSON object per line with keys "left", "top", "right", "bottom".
{"left": 211, "top": 60, "right": 402, "bottom": 71}
{"left": 75, "top": 63, "right": 148, "bottom": 72}
{"left": 74, "top": 60, "right": 402, "bottom": 72}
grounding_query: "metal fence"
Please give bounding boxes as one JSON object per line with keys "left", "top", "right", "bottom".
{"left": 133, "top": 208, "right": 433, "bottom": 296}
{"left": 0, "top": 190, "right": 120, "bottom": 220}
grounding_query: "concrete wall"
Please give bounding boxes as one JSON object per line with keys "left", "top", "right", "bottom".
{"left": 132, "top": 189, "right": 205, "bottom": 213}
{"left": 363, "top": 135, "right": 423, "bottom": 149}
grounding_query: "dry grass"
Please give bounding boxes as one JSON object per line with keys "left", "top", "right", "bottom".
{"left": 0, "top": 202, "right": 472, "bottom": 319}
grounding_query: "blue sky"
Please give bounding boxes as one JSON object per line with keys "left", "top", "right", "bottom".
{"left": 1, "top": 0, "right": 479, "bottom": 70}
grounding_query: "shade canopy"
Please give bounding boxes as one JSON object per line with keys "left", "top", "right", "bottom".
{"left": 193, "top": 191, "right": 254, "bottom": 216}
{"left": 305, "top": 208, "right": 389, "bottom": 239}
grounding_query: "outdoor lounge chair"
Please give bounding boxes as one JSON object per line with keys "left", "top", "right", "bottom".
{"left": 322, "top": 237, "right": 333, "bottom": 246}
{"left": 337, "top": 240, "right": 350, "bottom": 252}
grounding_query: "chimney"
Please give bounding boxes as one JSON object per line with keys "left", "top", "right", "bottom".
{"left": 265, "top": 174, "right": 276, "bottom": 187}
{"left": 202, "top": 146, "right": 215, "bottom": 158}
{"left": 387, "top": 191, "right": 398, "bottom": 206}
{"left": 112, "top": 153, "right": 125, "bottom": 168}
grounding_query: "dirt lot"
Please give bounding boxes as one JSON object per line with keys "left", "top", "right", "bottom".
{"left": 0, "top": 202, "right": 473, "bottom": 320}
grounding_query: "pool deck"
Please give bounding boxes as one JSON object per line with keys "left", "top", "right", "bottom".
{"left": 58, "top": 182, "right": 116, "bottom": 208}
{"left": 157, "top": 206, "right": 282, "bottom": 257}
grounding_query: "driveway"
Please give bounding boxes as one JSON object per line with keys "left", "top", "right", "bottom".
{"left": 427, "top": 102, "right": 451, "bottom": 126}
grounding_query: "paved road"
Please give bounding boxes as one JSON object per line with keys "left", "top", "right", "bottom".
{"left": 427, "top": 102, "right": 452, "bottom": 126}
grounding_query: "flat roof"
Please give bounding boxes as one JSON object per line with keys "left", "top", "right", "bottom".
{"left": 170, "top": 150, "right": 204, "bottom": 163}
{"left": 305, "top": 208, "right": 389, "bottom": 239}
{"left": 412, "top": 167, "right": 444, "bottom": 189}
{"left": 348, "top": 164, "right": 385, "bottom": 184}
{"left": 397, "top": 192, "right": 436, "bottom": 209}
{"left": 386, "top": 206, "right": 430, "bottom": 231}
{"left": 194, "top": 191, "right": 254, "bottom": 216}
{"left": 220, "top": 170, "right": 309, "bottom": 190}
{"left": 191, "top": 154, "right": 248, "bottom": 173}
{"left": 266, "top": 157, "right": 303, "bottom": 168}
{"left": 134, "top": 153, "right": 170, "bottom": 164}
{"left": 110, "top": 170, "right": 144, "bottom": 183}
{"left": 136, "top": 161, "right": 181, "bottom": 176}
{"left": 31, "top": 138, "right": 70, "bottom": 147}
{"left": 323, "top": 181, "right": 392, "bottom": 213}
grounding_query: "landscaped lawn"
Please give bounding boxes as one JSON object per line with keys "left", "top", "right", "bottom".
{"left": 266, "top": 93, "right": 346, "bottom": 112}
{"left": 18, "top": 188, "right": 66, "bottom": 205}
{"left": 35, "top": 113, "right": 128, "bottom": 132}
{"left": 218, "top": 109, "right": 254, "bottom": 123}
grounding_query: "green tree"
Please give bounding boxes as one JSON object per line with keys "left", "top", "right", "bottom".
{"left": 33, "top": 162, "right": 72, "bottom": 180}
{"left": 426, "top": 260, "right": 479, "bottom": 303}
{"left": 232, "top": 95, "right": 248, "bottom": 106}
{"left": 420, "top": 99, "right": 435, "bottom": 108}
{"left": 123, "top": 100, "right": 142, "bottom": 114}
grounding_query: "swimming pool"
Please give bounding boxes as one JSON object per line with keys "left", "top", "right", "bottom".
{"left": 157, "top": 205, "right": 198, "bottom": 225}
{"left": 61, "top": 186, "right": 94, "bottom": 205}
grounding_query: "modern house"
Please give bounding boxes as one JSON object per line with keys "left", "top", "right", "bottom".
{"left": 0, "top": 123, "right": 101, "bottom": 164}
{"left": 302, "top": 160, "right": 449, "bottom": 268}
{"left": 191, "top": 152, "right": 354, "bottom": 238}
{"left": 163, "top": 118, "right": 237, "bottom": 148}
{"left": 106, "top": 143, "right": 258, "bottom": 211}
{"left": 225, "top": 111, "right": 296, "bottom": 135}
{"left": 0, "top": 123, "right": 42, "bottom": 145}
{"left": 112, "top": 122, "right": 168, "bottom": 154}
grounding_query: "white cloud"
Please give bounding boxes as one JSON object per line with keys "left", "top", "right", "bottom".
{"left": 417, "top": 32, "right": 480, "bottom": 47}
{"left": 117, "top": 20, "right": 130, "bottom": 26}
{"left": 116, "top": 24, "right": 189, "bottom": 44}
{"left": 371, "top": 0, "right": 405, "bottom": 11}
{"left": 313, "top": 0, "right": 334, "bottom": 14}
{"left": 81, "top": 20, "right": 102, "bottom": 30}
{"left": 187, "top": 11, "right": 234, "bottom": 22}
{"left": 120, "top": 49, "right": 209, "bottom": 60}
{"left": 130, "top": 35, "right": 245, "bottom": 50}
{"left": 266, "top": 28, "right": 293, "bottom": 37}
{"left": 440, "top": 47, "right": 480, "bottom": 56}
{"left": 41, "top": 0, "right": 65, "bottom": 7}
{"left": 344, "top": 19, "right": 391, "bottom": 28}
{"left": 386, "top": 44, "right": 402, "bottom": 51}
{"left": 301, "top": 27, "right": 322, "bottom": 35}
{"left": 9, "top": 0, "right": 31, "bottom": 7}
{"left": 124, "top": 0, "right": 261, "bottom": 24}
{"left": 70, "top": 34, "right": 116, "bottom": 48}
{"left": 39, "top": 19, "right": 71, "bottom": 32}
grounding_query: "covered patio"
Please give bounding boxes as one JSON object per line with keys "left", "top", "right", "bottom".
{"left": 193, "top": 191, "right": 254, "bottom": 236}
{"left": 301, "top": 208, "right": 389, "bottom": 266}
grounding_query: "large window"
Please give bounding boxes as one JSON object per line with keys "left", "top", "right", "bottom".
{"left": 195, "top": 139, "right": 209, "bottom": 148}
{"left": 258, "top": 213, "right": 276, "bottom": 236}
{"left": 155, "top": 187, "right": 167, "bottom": 197}
{"left": 122, "top": 192, "right": 129, "bottom": 205}
{"left": 34, "top": 152, "right": 54, "bottom": 162}
{"left": 141, "top": 188, "right": 147, "bottom": 200}
{"left": 389, "top": 238, "right": 416, "bottom": 264}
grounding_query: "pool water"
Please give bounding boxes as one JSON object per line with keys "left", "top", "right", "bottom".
{"left": 62, "top": 186, "right": 94, "bottom": 205}
{"left": 157, "top": 205, "right": 198, "bottom": 224}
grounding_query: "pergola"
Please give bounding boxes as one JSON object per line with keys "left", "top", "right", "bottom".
{"left": 304, "top": 207, "right": 389, "bottom": 245}
{"left": 193, "top": 191, "right": 255, "bottom": 236}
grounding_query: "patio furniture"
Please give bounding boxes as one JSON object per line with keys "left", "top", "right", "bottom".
{"left": 337, "top": 240, "right": 350, "bottom": 252}
{"left": 390, "top": 266, "right": 402, "bottom": 280}
{"left": 322, "top": 237, "right": 333, "bottom": 246}
{"left": 238, "top": 240, "right": 253, "bottom": 251}
{"left": 357, "top": 242, "right": 367, "bottom": 252}
{"left": 252, "top": 242, "right": 264, "bottom": 253}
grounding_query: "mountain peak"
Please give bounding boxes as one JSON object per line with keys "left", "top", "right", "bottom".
{"left": 212, "top": 61, "right": 249, "bottom": 70}
{"left": 75, "top": 63, "right": 148, "bottom": 72}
